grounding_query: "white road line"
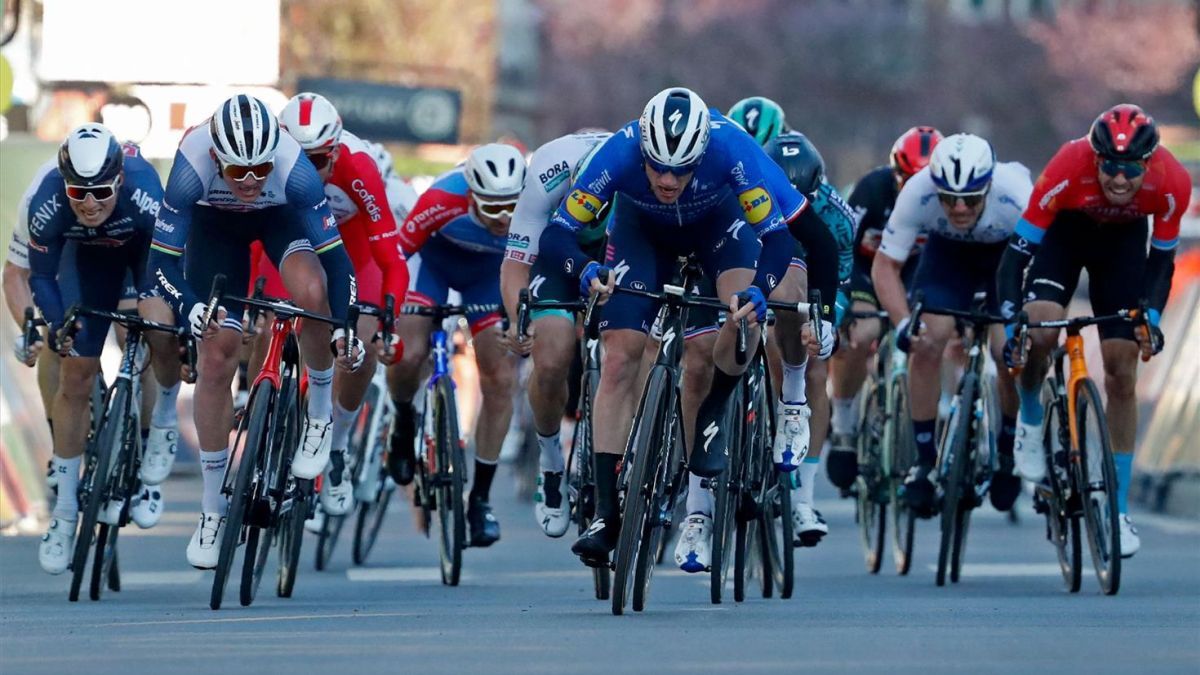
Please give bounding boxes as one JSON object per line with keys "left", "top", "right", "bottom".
{"left": 100, "top": 611, "right": 422, "bottom": 628}
{"left": 923, "top": 563, "right": 1061, "bottom": 577}
{"left": 346, "top": 567, "right": 449, "bottom": 582}
{"left": 121, "top": 571, "right": 204, "bottom": 586}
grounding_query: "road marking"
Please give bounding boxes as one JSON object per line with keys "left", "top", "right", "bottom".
{"left": 346, "top": 567, "right": 449, "bottom": 582}
{"left": 122, "top": 571, "right": 203, "bottom": 586}
{"left": 923, "top": 563, "right": 1060, "bottom": 577}
{"left": 1134, "top": 513, "right": 1200, "bottom": 536}
{"left": 100, "top": 611, "right": 422, "bottom": 628}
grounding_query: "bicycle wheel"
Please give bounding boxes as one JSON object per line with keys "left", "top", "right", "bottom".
{"left": 888, "top": 373, "right": 917, "bottom": 576}
{"left": 937, "top": 375, "right": 975, "bottom": 588}
{"left": 276, "top": 481, "right": 311, "bottom": 598}
{"left": 89, "top": 521, "right": 120, "bottom": 601}
{"left": 352, "top": 395, "right": 393, "bottom": 566}
{"left": 212, "top": 382, "right": 272, "bottom": 610}
{"left": 613, "top": 368, "right": 669, "bottom": 615}
{"left": 1043, "top": 382, "right": 1081, "bottom": 593}
{"left": 709, "top": 403, "right": 741, "bottom": 605}
{"left": 91, "top": 437, "right": 136, "bottom": 601}
{"left": 763, "top": 471, "right": 795, "bottom": 599}
{"left": 353, "top": 474, "right": 393, "bottom": 565}
{"left": 632, "top": 396, "right": 683, "bottom": 613}
{"left": 240, "top": 523, "right": 273, "bottom": 606}
{"left": 70, "top": 380, "right": 128, "bottom": 603}
{"left": 315, "top": 512, "right": 346, "bottom": 571}
{"left": 857, "top": 377, "right": 887, "bottom": 574}
{"left": 433, "top": 379, "right": 466, "bottom": 586}
{"left": 572, "top": 382, "right": 611, "bottom": 600}
{"left": 276, "top": 379, "right": 307, "bottom": 599}
{"left": 1074, "top": 379, "right": 1121, "bottom": 595}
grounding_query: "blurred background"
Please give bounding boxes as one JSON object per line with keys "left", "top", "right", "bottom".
{"left": 1, "top": 0, "right": 1197, "bottom": 530}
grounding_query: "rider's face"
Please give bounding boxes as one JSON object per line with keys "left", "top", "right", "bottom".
{"left": 644, "top": 162, "right": 692, "bottom": 205}
{"left": 67, "top": 175, "right": 122, "bottom": 226}
{"left": 1097, "top": 160, "right": 1145, "bottom": 207}
{"left": 937, "top": 193, "right": 986, "bottom": 230}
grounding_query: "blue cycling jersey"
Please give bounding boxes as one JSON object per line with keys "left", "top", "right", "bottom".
{"left": 27, "top": 145, "right": 162, "bottom": 327}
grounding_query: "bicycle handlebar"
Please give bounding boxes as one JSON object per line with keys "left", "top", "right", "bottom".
{"left": 60, "top": 303, "right": 199, "bottom": 382}
{"left": 400, "top": 302, "right": 501, "bottom": 322}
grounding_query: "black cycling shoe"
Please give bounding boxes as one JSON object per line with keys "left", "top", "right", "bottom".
{"left": 467, "top": 496, "right": 501, "bottom": 547}
{"left": 989, "top": 454, "right": 1022, "bottom": 512}
{"left": 901, "top": 464, "right": 939, "bottom": 518}
{"left": 387, "top": 404, "right": 417, "bottom": 486}
{"left": 826, "top": 446, "right": 859, "bottom": 490}
{"left": 571, "top": 516, "right": 620, "bottom": 568}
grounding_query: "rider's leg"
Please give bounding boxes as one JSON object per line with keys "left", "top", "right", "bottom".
{"left": 771, "top": 264, "right": 813, "bottom": 472}
{"left": 527, "top": 314, "right": 576, "bottom": 472}
{"left": 830, "top": 301, "right": 882, "bottom": 437}
{"left": 1100, "top": 338, "right": 1139, "bottom": 505}
{"left": 278, "top": 251, "right": 335, "bottom": 416}
{"left": 907, "top": 313, "right": 955, "bottom": 468}
{"left": 48, "top": 356, "right": 103, "bottom": 519}
{"left": 469, "top": 320, "right": 517, "bottom": 497}
{"left": 682, "top": 331, "right": 717, "bottom": 518}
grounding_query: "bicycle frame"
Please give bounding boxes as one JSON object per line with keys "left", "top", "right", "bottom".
{"left": 1060, "top": 330, "right": 1089, "bottom": 455}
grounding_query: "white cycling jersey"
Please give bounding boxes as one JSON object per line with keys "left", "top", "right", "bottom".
{"left": 505, "top": 131, "right": 610, "bottom": 265}
{"left": 7, "top": 160, "right": 59, "bottom": 269}
{"left": 879, "top": 161, "right": 1033, "bottom": 262}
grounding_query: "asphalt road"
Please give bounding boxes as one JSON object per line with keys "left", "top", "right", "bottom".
{"left": 2, "top": 470, "right": 1198, "bottom": 675}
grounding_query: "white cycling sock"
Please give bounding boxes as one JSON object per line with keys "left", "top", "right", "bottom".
{"left": 794, "top": 457, "right": 820, "bottom": 505}
{"left": 831, "top": 396, "right": 857, "bottom": 436}
{"left": 305, "top": 366, "right": 335, "bottom": 420}
{"left": 781, "top": 359, "right": 808, "bottom": 405}
{"left": 686, "top": 472, "right": 713, "bottom": 517}
{"left": 150, "top": 382, "right": 180, "bottom": 428}
{"left": 200, "top": 448, "right": 229, "bottom": 515}
{"left": 537, "top": 432, "right": 564, "bottom": 473}
{"left": 330, "top": 402, "right": 357, "bottom": 452}
{"left": 51, "top": 455, "right": 82, "bottom": 521}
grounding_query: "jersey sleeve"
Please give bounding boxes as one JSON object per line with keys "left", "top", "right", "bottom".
{"left": 7, "top": 188, "right": 35, "bottom": 269}
{"left": 343, "top": 151, "right": 407, "bottom": 313}
{"left": 148, "top": 149, "right": 206, "bottom": 317}
{"left": 813, "top": 180, "right": 856, "bottom": 283}
{"left": 1150, "top": 153, "right": 1191, "bottom": 251}
{"left": 1015, "top": 142, "right": 1076, "bottom": 244}
{"left": 124, "top": 155, "right": 165, "bottom": 236}
{"left": 397, "top": 175, "right": 470, "bottom": 255}
{"left": 507, "top": 145, "right": 563, "bottom": 265}
{"left": 25, "top": 180, "right": 70, "bottom": 326}
{"left": 549, "top": 129, "right": 627, "bottom": 234}
{"left": 732, "top": 128, "right": 806, "bottom": 237}
{"left": 877, "top": 174, "right": 926, "bottom": 263}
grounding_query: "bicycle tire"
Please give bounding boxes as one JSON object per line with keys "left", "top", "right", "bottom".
{"left": 857, "top": 377, "right": 887, "bottom": 574}
{"left": 709, "top": 403, "right": 740, "bottom": 605}
{"left": 276, "top": 379, "right": 307, "bottom": 599}
{"left": 353, "top": 477, "right": 392, "bottom": 565}
{"left": 1043, "top": 383, "right": 1081, "bottom": 592}
{"left": 574, "top": 372, "right": 611, "bottom": 600}
{"left": 315, "top": 512, "right": 346, "bottom": 571}
{"left": 434, "top": 379, "right": 465, "bottom": 586}
{"left": 949, "top": 506, "right": 971, "bottom": 584}
{"left": 1074, "top": 379, "right": 1121, "bottom": 595}
{"left": 89, "top": 521, "right": 120, "bottom": 601}
{"left": 277, "top": 482, "right": 310, "bottom": 598}
{"left": 212, "top": 383, "right": 272, "bottom": 610}
{"left": 888, "top": 374, "right": 917, "bottom": 576}
{"left": 240, "top": 523, "right": 266, "bottom": 606}
{"left": 763, "top": 472, "right": 795, "bottom": 599}
{"left": 937, "top": 374, "right": 976, "bottom": 587}
{"left": 632, "top": 391, "right": 683, "bottom": 613}
{"left": 70, "top": 380, "right": 128, "bottom": 603}
{"left": 613, "top": 368, "right": 669, "bottom": 615}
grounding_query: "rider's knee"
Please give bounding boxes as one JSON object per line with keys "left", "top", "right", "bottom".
{"left": 1102, "top": 345, "right": 1138, "bottom": 401}
{"left": 58, "top": 358, "right": 99, "bottom": 401}
{"left": 479, "top": 362, "right": 516, "bottom": 398}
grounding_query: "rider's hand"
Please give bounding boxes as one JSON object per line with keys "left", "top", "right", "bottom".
{"left": 373, "top": 331, "right": 402, "bottom": 365}
{"left": 580, "top": 262, "right": 614, "bottom": 304}
{"left": 501, "top": 322, "right": 535, "bottom": 356}
{"left": 1134, "top": 309, "right": 1165, "bottom": 359}
{"left": 240, "top": 310, "right": 262, "bottom": 344}
{"left": 51, "top": 320, "right": 82, "bottom": 357}
{"left": 331, "top": 328, "right": 366, "bottom": 372}
{"left": 801, "top": 319, "right": 836, "bottom": 360}
{"left": 894, "top": 315, "right": 922, "bottom": 354}
{"left": 1001, "top": 321, "right": 1029, "bottom": 371}
{"left": 188, "top": 301, "right": 227, "bottom": 340}
{"left": 734, "top": 286, "right": 767, "bottom": 325}
{"left": 13, "top": 333, "right": 43, "bottom": 367}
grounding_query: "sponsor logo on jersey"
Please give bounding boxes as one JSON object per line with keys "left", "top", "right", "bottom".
{"left": 155, "top": 268, "right": 183, "bottom": 300}
{"left": 566, "top": 189, "right": 604, "bottom": 224}
{"left": 528, "top": 274, "right": 546, "bottom": 298}
{"left": 539, "top": 160, "right": 571, "bottom": 192}
{"left": 731, "top": 161, "right": 749, "bottom": 188}
{"left": 1038, "top": 179, "right": 1069, "bottom": 210}
{"left": 611, "top": 259, "right": 631, "bottom": 285}
{"left": 122, "top": 143, "right": 140, "bottom": 157}
{"left": 739, "top": 187, "right": 772, "bottom": 224}
{"left": 507, "top": 233, "right": 531, "bottom": 249}
{"left": 154, "top": 218, "right": 175, "bottom": 234}
{"left": 131, "top": 188, "right": 160, "bottom": 216}
{"left": 29, "top": 194, "right": 62, "bottom": 236}
{"left": 586, "top": 169, "right": 611, "bottom": 195}
{"left": 351, "top": 179, "right": 382, "bottom": 222}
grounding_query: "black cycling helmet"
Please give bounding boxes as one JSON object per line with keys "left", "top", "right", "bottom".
{"left": 764, "top": 131, "right": 825, "bottom": 197}
{"left": 58, "top": 123, "right": 124, "bottom": 186}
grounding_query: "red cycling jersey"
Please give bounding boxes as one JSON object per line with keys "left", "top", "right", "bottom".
{"left": 1016, "top": 138, "right": 1191, "bottom": 251}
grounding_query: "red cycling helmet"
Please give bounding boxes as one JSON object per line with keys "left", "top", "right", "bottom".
{"left": 890, "top": 126, "right": 944, "bottom": 179}
{"left": 1089, "top": 104, "right": 1159, "bottom": 161}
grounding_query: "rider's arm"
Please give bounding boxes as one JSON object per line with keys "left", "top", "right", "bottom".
{"left": 148, "top": 151, "right": 206, "bottom": 318}
{"left": 345, "top": 150, "right": 408, "bottom": 315}
{"left": 1143, "top": 155, "right": 1191, "bottom": 317}
{"left": 871, "top": 253, "right": 909, "bottom": 326}
{"left": 2, "top": 262, "right": 32, "bottom": 326}
{"left": 786, "top": 205, "right": 838, "bottom": 312}
{"left": 285, "top": 158, "right": 354, "bottom": 321}
{"left": 872, "top": 180, "right": 925, "bottom": 324}
{"left": 26, "top": 225, "right": 67, "bottom": 329}
{"left": 813, "top": 181, "right": 857, "bottom": 284}
{"left": 500, "top": 257, "right": 532, "bottom": 329}
{"left": 396, "top": 176, "right": 469, "bottom": 257}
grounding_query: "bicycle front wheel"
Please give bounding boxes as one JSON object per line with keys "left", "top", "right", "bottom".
{"left": 937, "top": 375, "right": 976, "bottom": 588}
{"left": 1042, "top": 381, "right": 1081, "bottom": 592}
{"left": 888, "top": 373, "right": 917, "bottom": 576}
{"left": 433, "top": 379, "right": 466, "bottom": 586}
{"left": 1074, "top": 378, "right": 1121, "bottom": 595}
{"left": 71, "top": 381, "right": 130, "bottom": 603}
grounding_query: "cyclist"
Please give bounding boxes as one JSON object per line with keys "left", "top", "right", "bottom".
{"left": 498, "top": 129, "right": 612, "bottom": 537}
{"left": 539, "top": 87, "right": 824, "bottom": 570}
{"left": 273, "top": 93, "right": 405, "bottom": 519}
{"left": 141, "top": 94, "right": 358, "bottom": 569}
{"left": 727, "top": 96, "right": 789, "bottom": 147}
{"left": 29, "top": 125, "right": 184, "bottom": 573}
{"left": 387, "top": 142, "right": 527, "bottom": 548}
{"left": 997, "top": 104, "right": 1190, "bottom": 556}
{"left": 872, "top": 133, "right": 1031, "bottom": 515}
{"left": 827, "top": 126, "right": 942, "bottom": 489}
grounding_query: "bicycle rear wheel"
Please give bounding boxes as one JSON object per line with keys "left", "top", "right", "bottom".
{"left": 857, "top": 377, "right": 887, "bottom": 575}
{"left": 937, "top": 375, "right": 975, "bottom": 587}
{"left": 70, "top": 381, "right": 128, "bottom": 603}
{"left": 1042, "top": 383, "right": 1081, "bottom": 592}
{"left": 433, "top": 379, "right": 466, "bottom": 586}
{"left": 315, "top": 512, "right": 346, "bottom": 571}
{"left": 1074, "top": 379, "right": 1121, "bottom": 595}
{"left": 275, "top": 379, "right": 307, "bottom": 599}
{"left": 353, "top": 396, "right": 394, "bottom": 566}
{"left": 353, "top": 474, "right": 393, "bottom": 565}
{"left": 89, "top": 521, "right": 120, "bottom": 601}
{"left": 888, "top": 373, "right": 917, "bottom": 576}
{"left": 763, "top": 472, "right": 795, "bottom": 599}
{"left": 571, "top": 382, "right": 610, "bottom": 600}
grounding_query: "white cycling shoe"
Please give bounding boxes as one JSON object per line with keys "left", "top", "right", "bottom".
{"left": 319, "top": 451, "right": 355, "bottom": 516}
{"left": 305, "top": 504, "right": 326, "bottom": 534}
{"left": 792, "top": 502, "right": 828, "bottom": 547}
{"left": 534, "top": 471, "right": 570, "bottom": 538}
{"left": 1013, "top": 419, "right": 1046, "bottom": 482}
{"left": 38, "top": 517, "right": 76, "bottom": 575}
{"left": 1119, "top": 513, "right": 1140, "bottom": 558}
{"left": 139, "top": 426, "right": 178, "bottom": 485}
{"left": 131, "top": 485, "right": 164, "bottom": 529}
{"left": 773, "top": 403, "right": 812, "bottom": 472}
{"left": 673, "top": 513, "right": 713, "bottom": 573}
{"left": 291, "top": 415, "right": 332, "bottom": 480}
{"left": 186, "top": 513, "right": 225, "bottom": 569}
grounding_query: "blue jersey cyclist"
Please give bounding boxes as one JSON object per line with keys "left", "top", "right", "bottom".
{"left": 30, "top": 125, "right": 186, "bottom": 574}
{"left": 539, "top": 87, "right": 828, "bottom": 569}
{"left": 141, "top": 94, "right": 359, "bottom": 570}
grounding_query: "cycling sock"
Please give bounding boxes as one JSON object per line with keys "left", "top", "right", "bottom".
{"left": 998, "top": 415, "right": 1017, "bottom": 457}
{"left": 594, "top": 453, "right": 620, "bottom": 523}
{"left": 831, "top": 396, "right": 857, "bottom": 436}
{"left": 537, "top": 432, "right": 565, "bottom": 473}
{"left": 913, "top": 418, "right": 937, "bottom": 467}
{"left": 795, "top": 456, "right": 820, "bottom": 505}
{"left": 305, "top": 366, "right": 335, "bottom": 420}
{"left": 1017, "top": 382, "right": 1044, "bottom": 426}
{"left": 469, "top": 458, "right": 498, "bottom": 502}
{"left": 150, "top": 381, "right": 181, "bottom": 428}
{"left": 330, "top": 402, "right": 357, "bottom": 452}
{"left": 685, "top": 472, "right": 713, "bottom": 517}
{"left": 51, "top": 455, "right": 82, "bottom": 521}
{"left": 781, "top": 359, "right": 808, "bottom": 405}
{"left": 200, "top": 448, "right": 230, "bottom": 515}
{"left": 1114, "top": 452, "right": 1133, "bottom": 513}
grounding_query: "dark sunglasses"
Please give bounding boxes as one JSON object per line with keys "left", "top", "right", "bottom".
{"left": 1099, "top": 159, "right": 1146, "bottom": 179}
{"left": 220, "top": 160, "right": 274, "bottom": 182}
{"left": 306, "top": 150, "right": 335, "bottom": 171}
{"left": 645, "top": 157, "right": 698, "bottom": 177}
{"left": 937, "top": 190, "right": 987, "bottom": 208}
{"left": 65, "top": 180, "right": 119, "bottom": 202}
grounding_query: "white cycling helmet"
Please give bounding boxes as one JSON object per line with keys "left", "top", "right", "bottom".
{"left": 639, "top": 87, "right": 710, "bottom": 170}
{"left": 279, "top": 93, "right": 343, "bottom": 151}
{"left": 58, "top": 123, "right": 124, "bottom": 187}
{"left": 464, "top": 143, "right": 527, "bottom": 198}
{"left": 210, "top": 94, "right": 280, "bottom": 166}
{"left": 929, "top": 133, "right": 995, "bottom": 194}
{"left": 364, "top": 140, "right": 398, "bottom": 181}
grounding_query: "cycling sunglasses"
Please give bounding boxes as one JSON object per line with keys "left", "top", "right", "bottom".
{"left": 472, "top": 194, "right": 518, "bottom": 219}
{"left": 65, "top": 179, "right": 120, "bottom": 202}
{"left": 645, "top": 157, "right": 699, "bottom": 178}
{"left": 220, "top": 160, "right": 274, "bottom": 182}
{"left": 1099, "top": 158, "right": 1146, "bottom": 179}
{"left": 305, "top": 149, "right": 335, "bottom": 171}
{"left": 937, "top": 190, "right": 987, "bottom": 208}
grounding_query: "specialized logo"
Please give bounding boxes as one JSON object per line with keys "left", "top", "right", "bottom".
{"left": 566, "top": 189, "right": 603, "bottom": 224}
{"left": 745, "top": 107, "right": 759, "bottom": 131}
{"left": 539, "top": 160, "right": 570, "bottom": 192}
{"left": 528, "top": 274, "right": 546, "bottom": 298}
{"left": 351, "top": 179, "right": 382, "bottom": 222}
{"left": 669, "top": 109, "right": 683, "bottom": 135}
{"left": 662, "top": 326, "right": 677, "bottom": 350}
{"left": 727, "top": 218, "right": 746, "bottom": 240}
{"left": 702, "top": 421, "right": 719, "bottom": 451}
{"left": 611, "top": 258, "right": 631, "bottom": 285}
{"left": 739, "top": 187, "right": 772, "bottom": 224}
